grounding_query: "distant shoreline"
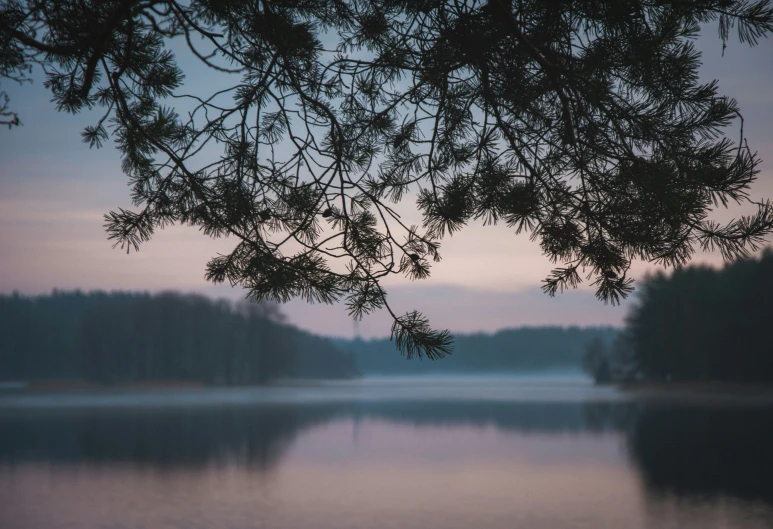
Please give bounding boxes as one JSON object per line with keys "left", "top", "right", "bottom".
{"left": 0, "top": 380, "right": 210, "bottom": 392}
{"left": 619, "top": 380, "right": 773, "bottom": 404}
{"left": 0, "top": 379, "right": 349, "bottom": 391}
{"left": 0, "top": 371, "right": 590, "bottom": 392}
{"left": 5, "top": 378, "right": 773, "bottom": 405}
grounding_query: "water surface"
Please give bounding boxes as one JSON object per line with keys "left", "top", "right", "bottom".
{"left": 1, "top": 376, "right": 772, "bottom": 529}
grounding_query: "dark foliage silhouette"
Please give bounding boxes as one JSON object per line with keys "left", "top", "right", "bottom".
{"left": 0, "top": 291, "right": 359, "bottom": 384}
{"left": 3, "top": 1, "right": 773, "bottom": 357}
{"left": 618, "top": 249, "right": 773, "bottom": 381}
{"left": 581, "top": 336, "right": 613, "bottom": 384}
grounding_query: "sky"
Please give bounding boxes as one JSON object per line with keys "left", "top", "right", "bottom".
{"left": 1, "top": 25, "right": 772, "bottom": 338}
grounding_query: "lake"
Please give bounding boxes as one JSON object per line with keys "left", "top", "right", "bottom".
{"left": 1, "top": 375, "right": 772, "bottom": 529}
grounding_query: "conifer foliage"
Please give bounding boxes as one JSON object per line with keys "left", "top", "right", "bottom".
{"left": 622, "top": 249, "right": 773, "bottom": 382}
{"left": 3, "top": 1, "right": 773, "bottom": 357}
{"left": 0, "top": 291, "right": 360, "bottom": 383}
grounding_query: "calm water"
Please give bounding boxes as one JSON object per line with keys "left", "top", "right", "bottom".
{"left": 1, "top": 376, "right": 773, "bottom": 529}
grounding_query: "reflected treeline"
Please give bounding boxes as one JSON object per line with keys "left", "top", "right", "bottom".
{"left": 3, "top": 399, "right": 772, "bottom": 504}
{"left": 0, "top": 401, "right": 619, "bottom": 470}
{"left": 628, "top": 405, "right": 773, "bottom": 503}
{"left": 0, "top": 405, "right": 345, "bottom": 471}
{"left": 350, "top": 400, "right": 634, "bottom": 434}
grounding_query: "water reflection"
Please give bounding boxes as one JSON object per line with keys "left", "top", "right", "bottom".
{"left": 1, "top": 384, "right": 773, "bottom": 529}
{"left": 0, "top": 405, "right": 343, "bottom": 470}
{"left": 627, "top": 404, "right": 773, "bottom": 504}
{"left": 2, "top": 398, "right": 772, "bottom": 501}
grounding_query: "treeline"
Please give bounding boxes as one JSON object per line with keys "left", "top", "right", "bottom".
{"left": 337, "top": 326, "right": 619, "bottom": 375}
{"left": 590, "top": 249, "right": 773, "bottom": 383}
{"left": 0, "top": 291, "right": 358, "bottom": 384}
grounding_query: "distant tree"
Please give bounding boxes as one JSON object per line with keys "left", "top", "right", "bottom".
{"left": 3, "top": 1, "right": 773, "bottom": 357}
{"left": 607, "top": 333, "right": 638, "bottom": 382}
{"left": 582, "top": 336, "right": 612, "bottom": 384}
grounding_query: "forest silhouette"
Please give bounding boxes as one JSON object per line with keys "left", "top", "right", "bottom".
{"left": 4, "top": 245, "right": 773, "bottom": 385}
{"left": 0, "top": 291, "right": 618, "bottom": 383}
{"left": 0, "top": 291, "right": 359, "bottom": 384}
{"left": 601, "top": 249, "right": 773, "bottom": 382}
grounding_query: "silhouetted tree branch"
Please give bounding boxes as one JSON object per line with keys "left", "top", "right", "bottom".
{"left": 3, "top": 0, "right": 773, "bottom": 358}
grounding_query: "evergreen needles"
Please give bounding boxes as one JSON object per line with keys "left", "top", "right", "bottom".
{"left": 3, "top": 0, "right": 773, "bottom": 358}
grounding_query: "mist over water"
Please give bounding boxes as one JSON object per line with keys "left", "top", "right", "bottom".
{"left": 1, "top": 376, "right": 772, "bottom": 529}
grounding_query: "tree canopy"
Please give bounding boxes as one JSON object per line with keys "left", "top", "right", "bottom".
{"left": 621, "top": 249, "right": 773, "bottom": 381}
{"left": 0, "top": 290, "right": 360, "bottom": 383}
{"left": 2, "top": 0, "right": 773, "bottom": 358}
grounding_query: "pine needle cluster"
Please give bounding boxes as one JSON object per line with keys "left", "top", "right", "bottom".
{"left": 3, "top": 0, "right": 773, "bottom": 358}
